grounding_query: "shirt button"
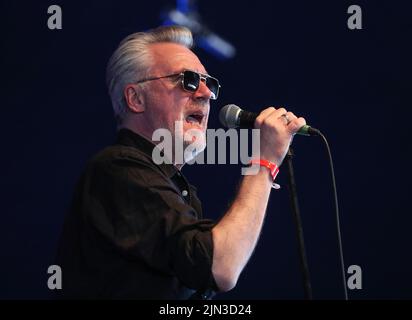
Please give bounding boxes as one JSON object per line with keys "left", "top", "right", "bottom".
{"left": 182, "top": 190, "right": 188, "bottom": 197}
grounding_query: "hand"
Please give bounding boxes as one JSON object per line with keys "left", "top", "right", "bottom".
{"left": 254, "top": 107, "right": 306, "bottom": 166}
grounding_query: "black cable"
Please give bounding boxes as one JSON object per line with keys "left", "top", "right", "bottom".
{"left": 317, "top": 131, "right": 348, "bottom": 300}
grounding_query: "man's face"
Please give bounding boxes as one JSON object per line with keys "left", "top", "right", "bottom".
{"left": 140, "top": 42, "right": 213, "bottom": 162}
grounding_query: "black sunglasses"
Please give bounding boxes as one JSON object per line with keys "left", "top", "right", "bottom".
{"left": 134, "top": 70, "right": 221, "bottom": 100}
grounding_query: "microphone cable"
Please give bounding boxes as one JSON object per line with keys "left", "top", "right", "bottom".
{"left": 317, "top": 131, "right": 348, "bottom": 300}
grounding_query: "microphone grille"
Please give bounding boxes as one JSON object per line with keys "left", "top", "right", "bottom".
{"left": 219, "top": 104, "right": 242, "bottom": 128}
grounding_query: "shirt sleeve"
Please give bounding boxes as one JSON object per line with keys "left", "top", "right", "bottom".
{"left": 82, "top": 156, "right": 217, "bottom": 291}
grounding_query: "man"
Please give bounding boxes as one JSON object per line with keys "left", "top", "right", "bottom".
{"left": 56, "top": 25, "right": 306, "bottom": 299}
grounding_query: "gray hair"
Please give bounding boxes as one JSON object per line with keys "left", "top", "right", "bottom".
{"left": 106, "top": 25, "right": 193, "bottom": 124}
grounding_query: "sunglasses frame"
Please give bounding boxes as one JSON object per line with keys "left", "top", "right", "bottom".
{"left": 134, "top": 70, "right": 221, "bottom": 100}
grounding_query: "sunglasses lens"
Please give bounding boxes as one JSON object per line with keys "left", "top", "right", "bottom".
{"left": 182, "top": 71, "right": 220, "bottom": 100}
{"left": 206, "top": 77, "right": 219, "bottom": 100}
{"left": 183, "top": 71, "right": 200, "bottom": 92}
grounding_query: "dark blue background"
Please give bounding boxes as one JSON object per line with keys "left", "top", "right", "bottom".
{"left": 1, "top": 1, "right": 411, "bottom": 299}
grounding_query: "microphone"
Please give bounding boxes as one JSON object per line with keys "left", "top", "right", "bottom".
{"left": 219, "top": 104, "right": 320, "bottom": 136}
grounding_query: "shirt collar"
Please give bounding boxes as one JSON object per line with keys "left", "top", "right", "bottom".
{"left": 116, "top": 128, "right": 179, "bottom": 178}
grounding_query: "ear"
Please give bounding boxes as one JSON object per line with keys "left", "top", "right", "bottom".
{"left": 124, "top": 84, "right": 145, "bottom": 113}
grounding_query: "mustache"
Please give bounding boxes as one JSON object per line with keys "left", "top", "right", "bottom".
{"left": 190, "top": 99, "right": 210, "bottom": 108}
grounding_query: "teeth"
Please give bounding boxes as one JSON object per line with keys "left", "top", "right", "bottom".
{"left": 186, "top": 115, "right": 202, "bottom": 124}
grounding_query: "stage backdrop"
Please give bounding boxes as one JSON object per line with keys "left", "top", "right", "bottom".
{"left": 1, "top": 0, "right": 411, "bottom": 299}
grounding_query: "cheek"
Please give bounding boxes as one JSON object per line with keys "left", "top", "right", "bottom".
{"left": 146, "top": 92, "right": 177, "bottom": 128}
{"left": 162, "top": 92, "right": 187, "bottom": 120}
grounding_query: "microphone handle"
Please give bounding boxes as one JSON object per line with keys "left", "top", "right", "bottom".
{"left": 239, "top": 110, "right": 258, "bottom": 128}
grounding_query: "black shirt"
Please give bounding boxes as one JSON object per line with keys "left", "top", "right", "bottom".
{"left": 56, "top": 129, "right": 217, "bottom": 299}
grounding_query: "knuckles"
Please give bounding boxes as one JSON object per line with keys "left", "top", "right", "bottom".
{"left": 276, "top": 107, "right": 287, "bottom": 115}
{"left": 255, "top": 107, "right": 305, "bottom": 134}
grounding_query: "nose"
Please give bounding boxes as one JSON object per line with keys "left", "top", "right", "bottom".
{"left": 193, "top": 79, "right": 213, "bottom": 101}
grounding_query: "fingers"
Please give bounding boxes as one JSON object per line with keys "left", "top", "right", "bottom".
{"left": 283, "top": 111, "right": 297, "bottom": 124}
{"left": 255, "top": 107, "right": 276, "bottom": 127}
{"left": 255, "top": 106, "right": 287, "bottom": 128}
{"left": 272, "top": 109, "right": 306, "bottom": 136}
{"left": 287, "top": 116, "right": 307, "bottom": 135}
{"left": 254, "top": 106, "right": 306, "bottom": 165}
{"left": 254, "top": 106, "right": 306, "bottom": 135}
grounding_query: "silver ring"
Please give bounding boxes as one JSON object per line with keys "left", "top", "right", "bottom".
{"left": 282, "top": 114, "right": 291, "bottom": 125}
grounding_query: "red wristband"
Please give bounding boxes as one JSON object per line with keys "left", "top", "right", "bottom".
{"left": 249, "top": 159, "right": 280, "bottom": 189}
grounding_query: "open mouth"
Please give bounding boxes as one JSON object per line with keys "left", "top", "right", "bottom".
{"left": 185, "top": 112, "right": 205, "bottom": 125}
